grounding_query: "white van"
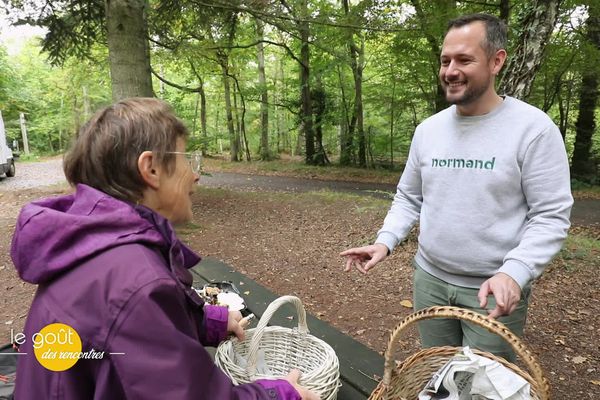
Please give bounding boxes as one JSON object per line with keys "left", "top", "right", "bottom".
{"left": 0, "top": 111, "right": 16, "bottom": 177}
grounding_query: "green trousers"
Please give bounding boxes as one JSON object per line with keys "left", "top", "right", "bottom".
{"left": 412, "top": 263, "right": 531, "bottom": 362}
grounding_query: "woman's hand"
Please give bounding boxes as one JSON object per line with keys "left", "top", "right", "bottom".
{"left": 284, "top": 369, "right": 319, "bottom": 400}
{"left": 226, "top": 310, "right": 245, "bottom": 341}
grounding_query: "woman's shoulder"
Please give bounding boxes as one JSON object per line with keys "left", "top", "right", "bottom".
{"left": 33, "top": 243, "right": 178, "bottom": 346}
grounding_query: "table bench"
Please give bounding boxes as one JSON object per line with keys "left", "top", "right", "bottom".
{"left": 191, "top": 257, "right": 384, "bottom": 400}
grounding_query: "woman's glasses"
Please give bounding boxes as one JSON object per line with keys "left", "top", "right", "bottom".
{"left": 165, "top": 151, "right": 202, "bottom": 175}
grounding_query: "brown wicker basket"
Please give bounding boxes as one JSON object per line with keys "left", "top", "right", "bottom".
{"left": 369, "top": 306, "right": 550, "bottom": 400}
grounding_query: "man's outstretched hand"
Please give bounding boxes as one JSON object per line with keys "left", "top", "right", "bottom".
{"left": 340, "top": 243, "right": 389, "bottom": 274}
{"left": 478, "top": 273, "right": 521, "bottom": 319}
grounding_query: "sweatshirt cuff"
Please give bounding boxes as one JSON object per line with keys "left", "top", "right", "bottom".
{"left": 375, "top": 232, "right": 397, "bottom": 255}
{"left": 498, "top": 259, "right": 533, "bottom": 289}
{"left": 255, "top": 379, "right": 301, "bottom": 400}
{"left": 202, "top": 305, "right": 228, "bottom": 346}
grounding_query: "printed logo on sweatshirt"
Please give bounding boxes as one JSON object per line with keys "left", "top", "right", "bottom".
{"left": 431, "top": 156, "right": 496, "bottom": 170}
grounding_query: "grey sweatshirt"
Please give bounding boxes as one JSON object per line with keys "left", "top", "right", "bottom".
{"left": 376, "top": 96, "right": 573, "bottom": 289}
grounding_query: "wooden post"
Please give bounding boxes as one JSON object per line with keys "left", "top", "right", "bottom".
{"left": 19, "top": 113, "right": 30, "bottom": 155}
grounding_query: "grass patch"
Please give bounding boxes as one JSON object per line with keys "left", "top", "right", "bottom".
{"left": 558, "top": 233, "right": 600, "bottom": 270}
{"left": 203, "top": 156, "right": 402, "bottom": 184}
{"left": 15, "top": 153, "right": 41, "bottom": 162}
{"left": 572, "top": 186, "right": 600, "bottom": 200}
{"left": 195, "top": 186, "right": 390, "bottom": 212}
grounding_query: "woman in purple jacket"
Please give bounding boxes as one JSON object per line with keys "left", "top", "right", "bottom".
{"left": 11, "top": 98, "right": 317, "bottom": 400}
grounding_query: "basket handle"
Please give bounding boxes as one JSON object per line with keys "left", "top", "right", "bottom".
{"left": 381, "top": 306, "right": 549, "bottom": 400}
{"left": 245, "top": 295, "right": 309, "bottom": 377}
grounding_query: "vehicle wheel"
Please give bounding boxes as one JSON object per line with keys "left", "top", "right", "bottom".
{"left": 6, "top": 159, "right": 15, "bottom": 177}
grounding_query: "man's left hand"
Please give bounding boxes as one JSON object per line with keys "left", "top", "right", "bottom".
{"left": 478, "top": 273, "right": 521, "bottom": 319}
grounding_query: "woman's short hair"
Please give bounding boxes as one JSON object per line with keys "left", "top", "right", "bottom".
{"left": 63, "top": 97, "right": 189, "bottom": 202}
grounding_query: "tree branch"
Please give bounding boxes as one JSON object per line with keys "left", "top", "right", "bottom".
{"left": 150, "top": 66, "right": 203, "bottom": 93}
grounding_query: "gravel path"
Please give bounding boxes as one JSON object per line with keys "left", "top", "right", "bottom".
{"left": 2, "top": 158, "right": 598, "bottom": 226}
{"left": 0, "top": 158, "right": 66, "bottom": 190}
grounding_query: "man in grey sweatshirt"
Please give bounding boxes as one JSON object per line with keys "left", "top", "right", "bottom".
{"left": 341, "top": 13, "right": 572, "bottom": 361}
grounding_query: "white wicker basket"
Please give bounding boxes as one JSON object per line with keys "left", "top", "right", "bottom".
{"left": 215, "top": 295, "right": 340, "bottom": 400}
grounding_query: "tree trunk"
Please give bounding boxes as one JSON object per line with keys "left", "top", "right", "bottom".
{"left": 200, "top": 79, "right": 207, "bottom": 154}
{"left": 571, "top": 3, "right": 600, "bottom": 181}
{"left": 312, "top": 80, "right": 328, "bottom": 166}
{"left": 342, "top": 0, "right": 366, "bottom": 167}
{"left": 557, "top": 75, "right": 574, "bottom": 140}
{"left": 389, "top": 71, "right": 396, "bottom": 169}
{"left": 192, "top": 78, "right": 208, "bottom": 155}
{"left": 499, "top": 0, "right": 510, "bottom": 23}
{"left": 354, "top": 35, "right": 366, "bottom": 168}
{"left": 299, "top": 0, "right": 314, "bottom": 164}
{"left": 256, "top": 18, "right": 271, "bottom": 160}
{"left": 498, "top": 0, "right": 560, "bottom": 100}
{"left": 232, "top": 75, "right": 251, "bottom": 162}
{"left": 219, "top": 54, "right": 238, "bottom": 162}
{"left": 232, "top": 80, "right": 242, "bottom": 159}
{"left": 571, "top": 72, "right": 598, "bottom": 180}
{"left": 105, "top": 0, "right": 153, "bottom": 100}
{"left": 337, "top": 66, "right": 353, "bottom": 165}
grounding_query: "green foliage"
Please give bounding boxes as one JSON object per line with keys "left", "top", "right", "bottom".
{"left": 5, "top": 0, "right": 105, "bottom": 65}
{"left": 0, "top": 36, "right": 110, "bottom": 155}
{"left": 572, "top": 178, "right": 600, "bottom": 191}
{"left": 1, "top": 0, "right": 599, "bottom": 179}
{"left": 15, "top": 152, "right": 41, "bottom": 162}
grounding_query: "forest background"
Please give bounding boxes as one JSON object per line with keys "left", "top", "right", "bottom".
{"left": 0, "top": 0, "right": 599, "bottom": 184}
{"left": 1, "top": 1, "right": 600, "bottom": 397}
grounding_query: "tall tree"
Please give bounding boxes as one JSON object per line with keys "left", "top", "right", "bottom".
{"left": 256, "top": 17, "right": 271, "bottom": 160}
{"left": 106, "top": 0, "right": 154, "bottom": 100}
{"left": 298, "top": 0, "right": 316, "bottom": 164}
{"left": 341, "top": 0, "right": 366, "bottom": 167}
{"left": 499, "top": 0, "right": 560, "bottom": 99}
{"left": 571, "top": 2, "right": 600, "bottom": 181}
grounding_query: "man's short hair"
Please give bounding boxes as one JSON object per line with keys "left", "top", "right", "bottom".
{"left": 63, "top": 97, "right": 189, "bottom": 202}
{"left": 446, "top": 13, "right": 507, "bottom": 57}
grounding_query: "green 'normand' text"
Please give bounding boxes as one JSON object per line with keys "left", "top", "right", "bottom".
{"left": 431, "top": 157, "right": 495, "bottom": 170}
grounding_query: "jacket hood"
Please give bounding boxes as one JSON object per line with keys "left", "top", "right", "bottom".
{"left": 11, "top": 184, "right": 200, "bottom": 284}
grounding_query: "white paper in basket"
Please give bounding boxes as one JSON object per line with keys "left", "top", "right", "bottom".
{"left": 233, "top": 348, "right": 273, "bottom": 376}
{"left": 418, "top": 346, "right": 530, "bottom": 400}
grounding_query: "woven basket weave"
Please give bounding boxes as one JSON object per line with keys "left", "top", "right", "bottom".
{"left": 369, "top": 306, "right": 550, "bottom": 400}
{"left": 215, "top": 295, "right": 340, "bottom": 400}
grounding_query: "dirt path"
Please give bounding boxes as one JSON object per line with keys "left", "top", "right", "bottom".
{"left": 3, "top": 159, "right": 599, "bottom": 226}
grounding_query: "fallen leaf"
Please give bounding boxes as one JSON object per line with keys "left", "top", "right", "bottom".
{"left": 243, "top": 291, "right": 250, "bottom": 295}
{"left": 591, "top": 380, "right": 600, "bottom": 386}
{"left": 400, "top": 300, "right": 413, "bottom": 308}
{"left": 572, "top": 356, "right": 587, "bottom": 364}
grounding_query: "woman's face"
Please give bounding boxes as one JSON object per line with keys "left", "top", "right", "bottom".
{"left": 154, "top": 138, "right": 199, "bottom": 224}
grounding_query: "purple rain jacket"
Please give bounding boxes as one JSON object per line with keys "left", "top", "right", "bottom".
{"left": 10, "top": 184, "right": 300, "bottom": 400}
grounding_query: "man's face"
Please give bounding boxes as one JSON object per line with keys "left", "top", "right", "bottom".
{"left": 439, "top": 22, "right": 498, "bottom": 107}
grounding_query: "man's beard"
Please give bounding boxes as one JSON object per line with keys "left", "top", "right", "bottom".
{"left": 444, "top": 80, "right": 490, "bottom": 105}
